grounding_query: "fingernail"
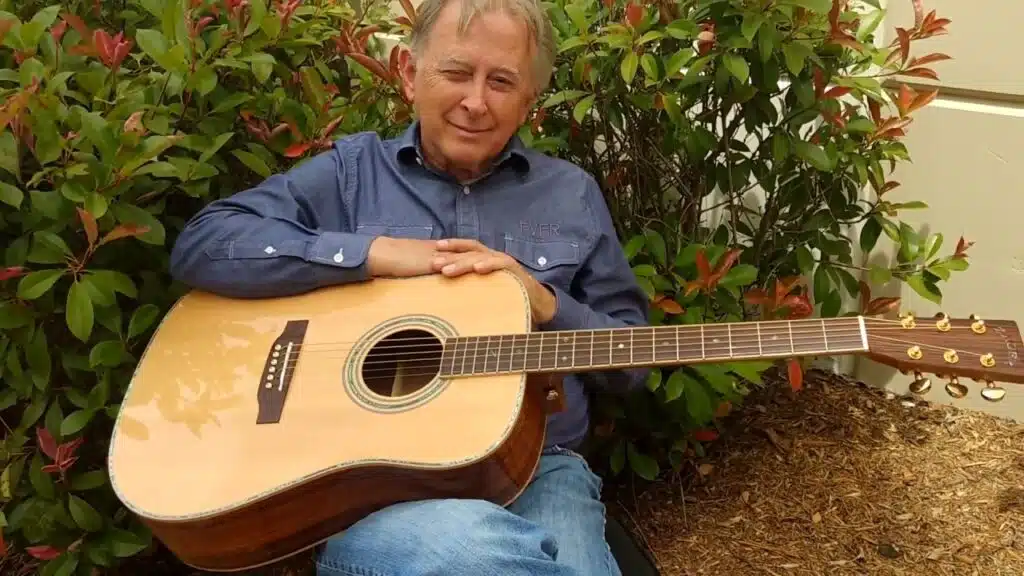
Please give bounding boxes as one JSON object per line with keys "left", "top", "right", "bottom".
{"left": 443, "top": 264, "right": 455, "bottom": 274}
{"left": 437, "top": 239, "right": 448, "bottom": 248}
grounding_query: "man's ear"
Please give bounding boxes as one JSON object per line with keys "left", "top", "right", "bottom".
{"left": 398, "top": 47, "right": 417, "bottom": 103}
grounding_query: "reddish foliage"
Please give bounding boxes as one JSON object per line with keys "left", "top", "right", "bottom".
{"left": 954, "top": 236, "right": 974, "bottom": 257}
{"left": 697, "top": 22, "right": 715, "bottom": 55}
{"left": 625, "top": 3, "right": 643, "bottom": 28}
{"left": 787, "top": 359, "right": 803, "bottom": 392}
{"left": 684, "top": 248, "right": 741, "bottom": 296}
{"left": 25, "top": 545, "right": 61, "bottom": 560}
{"left": 743, "top": 277, "right": 812, "bottom": 320}
{"left": 99, "top": 223, "right": 151, "bottom": 246}
{"left": 77, "top": 207, "right": 98, "bottom": 246}
{"left": 37, "top": 427, "right": 83, "bottom": 478}
{"left": 693, "top": 429, "right": 719, "bottom": 442}
{"left": 653, "top": 294, "right": 683, "bottom": 314}
{"left": 0, "top": 266, "right": 26, "bottom": 281}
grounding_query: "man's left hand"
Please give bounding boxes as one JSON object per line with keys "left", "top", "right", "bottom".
{"left": 432, "top": 238, "right": 557, "bottom": 324}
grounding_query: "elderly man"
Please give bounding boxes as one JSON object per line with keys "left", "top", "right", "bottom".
{"left": 169, "top": 0, "right": 648, "bottom": 573}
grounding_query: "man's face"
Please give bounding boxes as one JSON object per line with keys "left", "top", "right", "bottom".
{"left": 400, "top": 2, "right": 536, "bottom": 180}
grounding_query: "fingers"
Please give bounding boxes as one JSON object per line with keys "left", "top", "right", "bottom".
{"left": 434, "top": 251, "right": 513, "bottom": 277}
{"left": 436, "top": 238, "right": 488, "bottom": 253}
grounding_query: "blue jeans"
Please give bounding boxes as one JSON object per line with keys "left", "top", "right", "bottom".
{"left": 315, "top": 446, "right": 621, "bottom": 576}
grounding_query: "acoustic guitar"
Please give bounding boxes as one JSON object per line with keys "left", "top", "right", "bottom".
{"left": 107, "top": 270, "right": 1024, "bottom": 571}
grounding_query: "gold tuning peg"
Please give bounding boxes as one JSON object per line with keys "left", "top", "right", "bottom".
{"left": 970, "top": 313, "right": 987, "bottom": 334}
{"left": 908, "top": 371, "right": 931, "bottom": 395}
{"left": 934, "top": 312, "right": 951, "bottom": 332}
{"left": 900, "top": 312, "right": 916, "bottom": 329}
{"left": 945, "top": 375, "right": 968, "bottom": 399}
{"left": 981, "top": 380, "right": 1006, "bottom": 402}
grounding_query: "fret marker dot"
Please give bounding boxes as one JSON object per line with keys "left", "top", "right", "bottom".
{"left": 561, "top": 356, "right": 568, "bottom": 362}
{"left": 617, "top": 344, "right": 625, "bottom": 349}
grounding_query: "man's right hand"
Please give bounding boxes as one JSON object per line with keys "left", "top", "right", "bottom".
{"left": 366, "top": 236, "right": 442, "bottom": 278}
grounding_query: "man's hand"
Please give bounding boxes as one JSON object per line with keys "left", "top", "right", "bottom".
{"left": 432, "top": 238, "right": 557, "bottom": 324}
{"left": 366, "top": 236, "right": 442, "bottom": 278}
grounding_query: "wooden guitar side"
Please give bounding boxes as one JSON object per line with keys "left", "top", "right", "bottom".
{"left": 108, "top": 272, "right": 549, "bottom": 571}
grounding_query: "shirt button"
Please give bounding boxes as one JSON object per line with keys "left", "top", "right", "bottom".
{"left": 333, "top": 249, "right": 344, "bottom": 263}
{"left": 462, "top": 186, "right": 470, "bottom": 195}
{"left": 263, "top": 246, "right": 276, "bottom": 254}
{"left": 537, "top": 256, "right": 547, "bottom": 267}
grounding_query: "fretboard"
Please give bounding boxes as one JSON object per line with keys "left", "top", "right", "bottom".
{"left": 437, "top": 317, "right": 868, "bottom": 377}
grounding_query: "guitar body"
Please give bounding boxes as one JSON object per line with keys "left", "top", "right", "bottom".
{"left": 108, "top": 271, "right": 549, "bottom": 571}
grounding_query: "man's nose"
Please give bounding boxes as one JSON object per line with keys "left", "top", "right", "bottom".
{"left": 460, "top": 79, "right": 487, "bottom": 115}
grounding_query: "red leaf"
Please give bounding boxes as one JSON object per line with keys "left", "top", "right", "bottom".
{"left": 25, "top": 545, "right": 61, "bottom": 560}
{"left": 895, "top": 27, "right": 911, "bottom": 66}
{"left": 902, "top": 67, "right": 939, "bottom": 81}
{"left": 714, "top": 401, "right": 732, "bottom": 418}
{"left": 787, "top": 359, "right": 803, "bottom": 392}
{"left": 909, "top": 52, "right": 952, "bottom": 68}
{"left": 823, "top": 86, "right": 852, "bottom": 100}
{"left": 98, "top": 223, "right": 150, "bottom": 246}
{"left": 955, "top": 236, "right": 974, "bottom": 257}
{"left": 0, "top": 266, "right": 26, "bottom": 281}
{"left": 865, "top": 296, "right": 902, "bottom": 316}
{"left": 693, "top": 429, "right": 719, "bottom": 442}
{"left": 283, "top": 142, "right": 312, "bottom": 158}
{"left": 655, "top": 297, "right": 683, "bottom": 314}
{"left": 348, "top": 53, "right": 392, "bottom": 82}
{"left": 625, "top": 2, "right": 643, "bottom": 28}
{"left": 36, "top": 427, "right": 58, "bottom": 460}
{"left": 879, "top": 181, "right": 901, "bottom": 195}
{"left": 0, "top": 530, "right": 7, "bottom": 557}
{"left": 397, "top": 0, "right": 417, "bottom": 23}
{"left": 896, "top": 84, "right": 914, "bottom": 117}
{"left": 908, "top": 89, "right": 939, "bottom": 114}
{"left": 77, "top": 207, "right": 98, "bottom": 246}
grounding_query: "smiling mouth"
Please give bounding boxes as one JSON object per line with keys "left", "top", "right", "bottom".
{"left": 450, "top": 123, "right": 489, "bottom": 134}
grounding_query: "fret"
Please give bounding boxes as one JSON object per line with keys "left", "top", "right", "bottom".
{"left": 510, "top": 334, "right": 528, "bottom": 372}
{"left": 792, "top": 320, "right": 826, "bottom": 354}
{"left": 824, "top": 318, "right": 868, "bottom": 350}
{"left": 632, "top": 327, "right": 656, "bottom": 365}
{"left": 652, "top": 327, "right": 677, "bottom": 363}
{"left": 538, "top": 333, "right": 558, "bottom": 371}
{"left": 820, "top": 319, "right": 828, "bottom": 351}
{"left": 610, "top": 329, "right": 632, "bottom": 366}
{"left": 497, "top": 334, "right": 513, "bottom": 374}
{"left": 676, "top": 326, "right": 703, "bottom": 362}
{"left": 760, "top": 321, "right": 795, "bottom": 356}
{"left": 572, "top": 331, "right": 593, "bottom": 369}
{"left": 592, "top": 329, "right": 613, "bottom": 367}
{"left": 469, "top": 336, "right": 480, "bottom": 374}
{"left": 457, "top": 336, "right": 470, "bottom": 375}
{"left": 702, "top": 324, "right": 732, "bottom": 359}
{"left": 727, "top": 323, "right": 761, "bottom": 359}
{"left": 483, "top": 336, "right": 500, "bottom": 373}
{"left": 555, "top": 333, "right": 575, "bottom": 370}
{"left": 441, "top": 338, "right": 457, "bottom": 376}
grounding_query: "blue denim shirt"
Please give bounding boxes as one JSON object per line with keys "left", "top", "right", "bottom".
{"left": 169, "top": 121, "right": 649, "bottom": 449}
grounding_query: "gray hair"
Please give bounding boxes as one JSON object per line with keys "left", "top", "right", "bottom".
{"left": 408, "top": 0, "right": 557, "bottom": 94}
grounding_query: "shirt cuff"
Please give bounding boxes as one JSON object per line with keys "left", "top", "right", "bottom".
{"left": 308, "top": 231, "right": 376, "bottom": 275}
{"left": 537, "top": 283, "right": 590, "bottom": 331}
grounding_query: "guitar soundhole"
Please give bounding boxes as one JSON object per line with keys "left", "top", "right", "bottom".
{"left": 361, "top": 328, "right": 443, "bottom": 397}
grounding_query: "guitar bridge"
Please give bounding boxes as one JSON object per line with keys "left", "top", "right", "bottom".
{"left": 256, "top": 320, "right": 309, "bottom": 424}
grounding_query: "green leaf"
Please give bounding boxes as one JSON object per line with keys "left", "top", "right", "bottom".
{"left": 632, "top": 264, "right": 657, "bottom": 277}
{"left": 860, "top": 215, "right": 883, "bottom": 253}
{"left": 796, "top": 245, "right": 814, "bottom": 273}
{"left": 620, "top": 51, "right": 639, "bottom": 84}
{"left": 89, "top": 341, "right": 127, "bottom": 368}
{"left": 192, "top": 66, "right": 218, "bottom": 96}
{"left": 640, "top": 53, "right": 658, "bottom": 81}
{"left": 572, "top": 94, "right": 595, "bottom": 124}
{"left": 868, "top": 265, "right": 892, "bottom": 285}
{"left": 793, "top": 139, "right": 832, "bottom": 171}
{"left": 248, "top": 53, "right": 276, "bottom": 84}
{"left": 684, "top": 373, "right": 715, "bottom": 424}
{"left": 0, "top": 181, "right": 24, "bottom": 207}
{"left": 0, "top": 301, "right": 33, "bottom": 329}
{"left": 609, "top": 440, "right": 626, "bottom": 475}
{"left": 541, "top": 89, "right": 588, "bottom": 108}
{"left": 643, "top": 230, "right": 667, "bottom": 267}
{"left": 727, "top": 361, "right": 772, "bottom": 384}
{"left": 66, "top": 280, "right": 94, "bottom": 343}
{"left": 232, "top": 149, "right": 272, "bottom": 178}
{"left": 128, "top": 304, "right": 160, "bottom": 339}
{"left": 779, "top": 0, "right": 830, "bottom": 13}
{"left": 108, "top": 527, "right": 151, "bottom": 557}
{"left": 719, "top": 264, "right": 758, "bottom": 287}
{"left": 664, "top": 370, "right": 685, "bottom": 401}
{"left": 905, "top": 273, "right": 942, "bottom": 305}
{"left": 645, "top": 368, "right": 662, "bottom": 392}
{"left": 68, "top": 494, "right": 104, "bottom": 532}
{"left": 741, "top": 14, "right": 764, "bottom": 41}
{"left": 61, "top": 409, "right": 95, "bottom": 436}
{"left": 110, "top": 204, "right": 166, "bottom": 245}
{"left": 626, "top": 441, "right": 659, "bottom": 481}
{"left": 70, "top": 470, "right": 108, "bottom": 491}
{"left": 17, "top": 269, "right": 64, "bottom": 300}
{"left": 943, "top": 256, "right": 969, "bottom": 271}
{"left": 782, "top": 43, "right": 807, "bottom": 75}
{"left": 722, "top": 53, "right": 749, "bottom": 83}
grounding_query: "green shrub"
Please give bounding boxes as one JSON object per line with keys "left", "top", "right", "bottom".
{"left": 526, "top": 0, "right": 965, "bottom": 480}
{"left": 0, "top": 0, "right": 965, "bottom": 573}
{"left": 0, "top": 0, "right": 408, "bottom": 572}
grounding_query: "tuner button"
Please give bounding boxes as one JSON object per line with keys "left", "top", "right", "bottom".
{"left": 981, "top": 380, "right": 1006, "bottom": 402}
{"left": 944, "top": 376, "right": 968, "bottom": 399}
{"left": 908, "top": 371, "right": 932, "bottom": 395}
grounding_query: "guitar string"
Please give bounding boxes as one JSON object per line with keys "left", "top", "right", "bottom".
{"left": 270, "top": 331, "right": 1005, "bottom": 380}
{"left": 283, "top": 318, "right": 985, "bottom": 352}
{"left": 280, "top": 324, "right": 991, "bottom": 360}
{"left": 283, "top": 316, "right": 909, "bottom": 349}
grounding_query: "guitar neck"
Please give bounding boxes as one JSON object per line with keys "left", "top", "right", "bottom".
{"left": 438, "top": 316, "right": 869, "bottom": 377}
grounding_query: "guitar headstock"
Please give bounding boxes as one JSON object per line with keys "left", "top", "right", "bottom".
{"left": 863, "top": 313, "right": 1024, "bottom": 402}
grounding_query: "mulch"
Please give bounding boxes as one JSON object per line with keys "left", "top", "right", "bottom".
{"left": 611, "top": 369, "right": 1024, "bottom": 576}
{"left": 5, "top": 370, "right": 1021, "bottom": 576}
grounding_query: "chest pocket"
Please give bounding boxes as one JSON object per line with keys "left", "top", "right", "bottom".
{"left": 503, "top": 236, "right": 581, "bottom": 291}
{"left": 355, "top": 223, "right": 435, "bottom": 240}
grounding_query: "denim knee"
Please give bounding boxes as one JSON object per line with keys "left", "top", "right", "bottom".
{"left": 316, "top": 498, "right": 570, "bottom": 576}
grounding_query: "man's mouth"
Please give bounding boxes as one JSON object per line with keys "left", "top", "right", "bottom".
{"left": 450, "top": 122, "right": 489, "bottom": 134}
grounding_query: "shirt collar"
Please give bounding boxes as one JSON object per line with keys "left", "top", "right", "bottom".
{"left": 395, "top": 120, "right": 531, "bottom": 175}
